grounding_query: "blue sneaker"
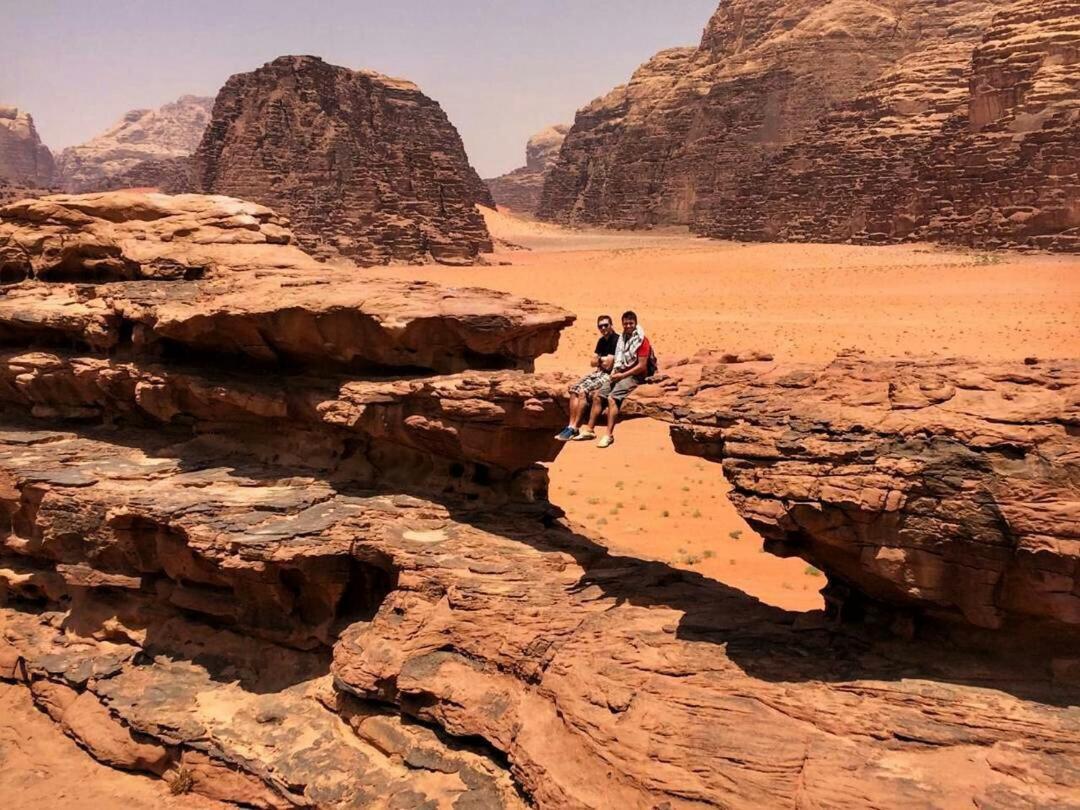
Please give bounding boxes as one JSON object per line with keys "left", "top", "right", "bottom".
{"left": 555, "top": 427, "right": 579, "bottom": 441}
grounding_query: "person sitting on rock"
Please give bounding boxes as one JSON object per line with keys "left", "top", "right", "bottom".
{"left": 555, "top": 314, "right": 620, "bottom": 442}
{"left": 577, "top": 310, "right": 653, "bottom": 448}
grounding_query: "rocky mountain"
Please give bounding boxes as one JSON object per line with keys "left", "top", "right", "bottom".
{"left": 0, "top": 106, "right": 55, "bottom": 187}
{"left": 484, "top": 123, "right": 569, "bottom": 214}
{"left": 56, "top": 95, "right": 212, "bottom": 192}
{"left": 191, "top": 54, "right": 494, "bottom": 266}
{"left": 540, "top": 0, "right": 1079, "bottom": 251}
{"left": 0, "top": 191, "right": 1077, "bottom": 807}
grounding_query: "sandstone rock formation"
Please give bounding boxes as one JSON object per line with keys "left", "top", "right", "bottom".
{"left": 56, "top": 95, "right": 212, "bottom": 193}
{"left": 904, "top": 0, "right": 1080, "bottom": 250}
{"left": 631, "top": 351, "right": 1080, "bottom": 640}
{"left": 0, "top": 192, "right": 569, "bottom": 370}
{"left": 484, "top": 124, "right": 569, "bottom": 215}
{"left": 0, "top": 107, "right": 55, "bottom": 187}
{"left": 538, "top": 47, "right": 697, "bottom": 227}
{"left": 191, "top": 55, "right": 494, "bottom": 266}
{"left": 1, "top": 192, "right": 1078, "bottom": 808}
{"left": 540, "top": 0, "right": 1079, "bottom": 252}
{"left": 539, "top": 0, "right": 925, "bottom": 229}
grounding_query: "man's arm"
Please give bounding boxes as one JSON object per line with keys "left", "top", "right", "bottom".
{"left": 591, "top": 353, "right": 601, "bottom": 369}
{"left": 611, "top": 354, "right": 647, "bottom": 382}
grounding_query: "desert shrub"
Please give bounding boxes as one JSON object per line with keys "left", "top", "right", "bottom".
{"left": 170, "top": 768, "right": 195, "bottom": 795}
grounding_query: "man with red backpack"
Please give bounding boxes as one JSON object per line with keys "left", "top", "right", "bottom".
{"left": 576, "top": 310, "right": 656, "bottom": 448}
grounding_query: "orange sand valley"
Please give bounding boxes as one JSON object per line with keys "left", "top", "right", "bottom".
{"left": 369, "top": 207, "right": 1080, "bottom": 611}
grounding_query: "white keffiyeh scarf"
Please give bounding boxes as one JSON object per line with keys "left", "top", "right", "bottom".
{"left": 614, "top": 326, "right": 645, "bottom": 373}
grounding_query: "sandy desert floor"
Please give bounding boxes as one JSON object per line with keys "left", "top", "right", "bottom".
{"left": 368, "top": 206, "right": 1080, "bottom": 612}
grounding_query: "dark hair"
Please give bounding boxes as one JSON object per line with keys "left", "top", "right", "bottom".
{"left": 597, "top": 314, "right": 613, "bottom": 325}
{"left": 621, "top": 310, "right": 638, "bottom": 322}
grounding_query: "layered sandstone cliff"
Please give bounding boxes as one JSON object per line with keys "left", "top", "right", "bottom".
{"left": 541, "top": 0, "right": 1079, "bottom": 251}
{"left": 1, "top": 192, "right": 1078, "bottom": 808}
{"left": 484, "top": 124, "right": 568, "bottom": 215}
{"left": 56, "top": 95, "right": 212, "bottom": 193}
{"left": 191, "top": 55, "right": 494, "bottom": 266}
{"left": 904, "top": 0, "right": 1080, "bottom": 250}
{"left": 539, "top": 0, "right": 924, "bottom": 228}
{"left": 0, "top": 107, "right": 55, "bottom": 188}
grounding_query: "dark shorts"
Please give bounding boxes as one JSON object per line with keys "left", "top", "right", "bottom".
{"left": 597, "top": 375, "right": 639, "bottom": 403}
{"left": 570, "top": 371, "right": 610, "bottom": 395}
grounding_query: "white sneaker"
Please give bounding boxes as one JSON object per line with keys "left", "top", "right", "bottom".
{"left": 597, "top": 435, "right": 614, "bottom": 448}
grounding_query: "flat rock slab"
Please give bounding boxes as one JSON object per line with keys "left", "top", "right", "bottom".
{"left": 0, "top": 350, "right": 571, "bottom": 479}
{"left": 0, "top": 192, "right": 574, "bottom": 372}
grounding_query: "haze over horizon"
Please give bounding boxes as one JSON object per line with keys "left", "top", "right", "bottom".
{"left": 4, "top": 0, "right": 717, "bottom": 178}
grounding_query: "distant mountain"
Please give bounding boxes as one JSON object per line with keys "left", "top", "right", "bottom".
{"left": 190, "top": 55, "right": 493, "bottom": 266}
{"left": 56, "top": 95, "right": 212, "bottom": 192}
{"left": 485, "top": 124, "right": 569, "bottom": 215}
{"left": 0, "top": 106, "right": 55, "bottom": 187}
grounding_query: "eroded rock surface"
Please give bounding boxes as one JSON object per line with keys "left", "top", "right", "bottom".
{"left": 903, "top": 0, "right": 1080, "bottom": 250}
{"left": 191, "top": 55, "right": 494, "bottom": 265}
{"left": 0, "top": 192, "right": 573, "bottom": 371}
{"left": 484, "top": 124, "right": 569, "bottom": 215}
{"left": 2, "top": 421, "right": 1078, "bottom": 808}
{"left": 1, "top": 191, "right": 1078, "bottom": 808}
{"left": 540, "top": 0, "right": 1079, "bottom": 251}
{"left": 631, "top": 351, "right": 1080, "bottom": 637}
{"left": 0, "top": 106, "right": 55, "bottom": 188}
{"left": 56, "top": 96, "right": 212, "bottom": 193}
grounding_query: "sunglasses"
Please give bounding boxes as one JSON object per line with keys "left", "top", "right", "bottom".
{"left": 597, "top": 323, "right": 612, "bottom": 330}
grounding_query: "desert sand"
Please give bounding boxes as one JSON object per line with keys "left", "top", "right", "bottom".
{"left": 0, "top": 683, "right": 227, "bottom": 809}
{"left": 366, "top": 206, "right": 1080, "bottom": 611}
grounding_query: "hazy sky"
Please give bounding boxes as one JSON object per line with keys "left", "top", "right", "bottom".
{"left": 4, "top": 0, "right": 717, "bottom": 177}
